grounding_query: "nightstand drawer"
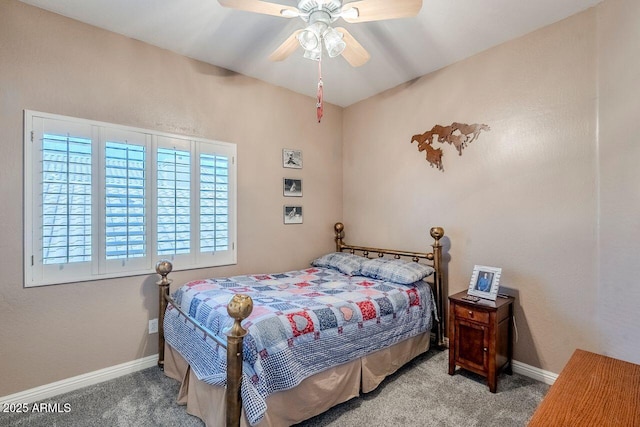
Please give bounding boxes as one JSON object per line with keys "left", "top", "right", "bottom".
{"left": 454, "top": 305, "right": 489, "bottom": 324}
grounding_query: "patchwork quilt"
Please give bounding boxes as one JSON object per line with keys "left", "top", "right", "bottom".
{"left": 163, "top": 267, "right": 435, "bottom": 425}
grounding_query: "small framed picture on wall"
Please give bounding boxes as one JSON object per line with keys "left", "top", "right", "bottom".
{"left": 283, "top": 149, "right": 302, "bottom": 169}
{"left": 283, "top": 178, "right": 302, "bottom": 197}
{"left": 467, "top": 265, "right": 501, "bottom": 301}
{"left": 283, "top": 205, "right": 303, "bottom": 224}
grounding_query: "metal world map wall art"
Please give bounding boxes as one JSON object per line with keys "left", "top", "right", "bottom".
{"left": 410, "top": 122, "right": 490, "bottom": 171}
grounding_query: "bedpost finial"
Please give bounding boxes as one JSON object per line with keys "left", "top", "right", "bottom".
{"left": 334, "top": 222, "right": 345, "bottom": 251}
{"left": 430, "top": 227, "right": 444, "bottom": 242}
{"left": 155, "top": 259, "right": 173, "bottom": 286}
{"left": 227, "top": 294, "right": 253, "bottom": 322}
{"left": 227, "top": 294, "right": 253, "bottom": 338}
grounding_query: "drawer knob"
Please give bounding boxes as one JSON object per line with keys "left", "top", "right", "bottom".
{"left": 468, "top": 311, "right": 473, "bottom": 316}
{"left": 483, "top": 347, "right": 488, "bottom": 352}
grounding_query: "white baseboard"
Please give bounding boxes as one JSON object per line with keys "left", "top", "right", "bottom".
{"left": 512, "top": 360, "right": 558, "bottom": 385}
{"left": 0, "top": 351, "right": 556, "bottom": 406}
{"left": 0, "top": 354, "right": 158, "bottom": 405}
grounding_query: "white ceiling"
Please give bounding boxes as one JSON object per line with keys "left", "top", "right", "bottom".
{"left": 19, "top": 0, "right": 601, "bottom": 107}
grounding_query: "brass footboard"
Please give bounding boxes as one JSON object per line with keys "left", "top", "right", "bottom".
{"left": 155, "top": 261, "right": 253, "bottom": 427}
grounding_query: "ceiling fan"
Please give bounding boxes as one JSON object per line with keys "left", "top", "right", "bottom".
{"left": 217, "top": 0, "right": 423, "bottom": 66}
{"left": 217, "top": 0, "right": 423, "bottom": 122}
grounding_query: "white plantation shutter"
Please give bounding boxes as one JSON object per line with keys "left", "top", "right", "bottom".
{"left": 153, "top": 136, "right": 237, "bottom": 268}
{"left": 157, "top": 144, "right": 191, "bottom": 256}
{"left": 105, "top": 142, "right": 147, "bottom": 260}
{"left": 41, "top": 133, "right": 92, "bottom": 265}
{"left": 25, "top": 111, "right": 236, "bottom": 287}
{"left": 197, "top": 143, "right": 236, "bottom": 267}
{"left": 199, "top": 153, "right": 229, "bottom": 253}
{"left": 100, "top": 128, "right": 151, "bottom": 274}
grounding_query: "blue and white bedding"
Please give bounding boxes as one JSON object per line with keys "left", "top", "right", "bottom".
{"left": 163, "top": 266, "right": 436, "bottom": 425}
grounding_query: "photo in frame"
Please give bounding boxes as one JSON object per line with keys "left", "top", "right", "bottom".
{"left": 283, "top": 149, "right": 302, "bottom": 169}
{"left": 283, "top": 178, "right": 302, "bottom": 197}
{"left": 467, "top": 265, "right": 502, "bottom": 301}
{"left": 283, "top": 205, "right": 303, "bottom": 224}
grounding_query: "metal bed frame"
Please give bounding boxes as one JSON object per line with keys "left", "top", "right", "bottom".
{"left": 156, "top": 222, "right": 445, "bottom": 427}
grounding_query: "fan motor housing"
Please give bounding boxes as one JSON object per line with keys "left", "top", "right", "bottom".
{"left": 298, "top": 0, "right": 342, "bottom": 22}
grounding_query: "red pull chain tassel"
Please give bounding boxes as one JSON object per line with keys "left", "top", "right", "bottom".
{"left": 316, "top": 80, "right": 323, "bottom": 123}
{"left": 316, "top": 57, "right": 323, "bottom": 123}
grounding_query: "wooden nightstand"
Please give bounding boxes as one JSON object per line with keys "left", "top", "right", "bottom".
{"left": 448, "top": 290, "right": 514, "bottom": 393}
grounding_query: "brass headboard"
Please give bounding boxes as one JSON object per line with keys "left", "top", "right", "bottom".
{"left": 333, "top": 222, "right": 445, "bottom": 348}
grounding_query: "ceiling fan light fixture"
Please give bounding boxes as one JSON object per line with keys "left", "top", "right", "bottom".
{"left": 303, "top": 47, "right": 322, "bottom": 61}
{"left": 298, "top": 28, "right": 320, "bottom": 51}
{"left": 325, "top": 38, "right": 346, "bottom": 58}
{"left": 299, "top": 20, "right": 329, "bottom": 50}
{"left": 322, "top": 27, "right": 346, "bottom": 58}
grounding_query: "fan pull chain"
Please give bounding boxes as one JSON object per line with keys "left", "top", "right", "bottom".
{"left": 316, "top": 54, "right": 323, "bottom": 123}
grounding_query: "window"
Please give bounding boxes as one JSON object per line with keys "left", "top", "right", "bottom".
{"left": 25, "top": 111, "right": 236, "bottom": 287}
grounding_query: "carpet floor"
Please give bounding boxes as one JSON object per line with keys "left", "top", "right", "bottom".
{"left": 0, "top": 348, "right": 548, "bottom": 427}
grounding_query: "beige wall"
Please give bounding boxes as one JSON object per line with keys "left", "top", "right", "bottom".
{"left": 0, "top": 1, "right": 342, "bottom": 396}
{"left": 597, "top": 0, "right": 640, "bottom": 363}
{"left": 343, "top": 0, "right": 640, "bottom": 373}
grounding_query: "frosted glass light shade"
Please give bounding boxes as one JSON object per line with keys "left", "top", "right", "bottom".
{"left": 303, "top": 47, "right": 321, "bottom": 61}
{"left": 323, "top": 27, "right": 346, "bottom": 58}
{"left": 298, "top": 28, "right": 319, "bottom": 51}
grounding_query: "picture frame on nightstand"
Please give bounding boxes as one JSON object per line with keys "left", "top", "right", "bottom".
{"left": 467, "top": 265, "right": 501, "bottom": 301}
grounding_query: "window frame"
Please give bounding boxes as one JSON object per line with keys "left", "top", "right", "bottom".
{"left": 24, "top": 110, "right": 237, "bottom": 287}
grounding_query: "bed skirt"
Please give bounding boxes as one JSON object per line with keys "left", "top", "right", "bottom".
{"left": 164, "top": 332, "right": 431, "bottom": 426}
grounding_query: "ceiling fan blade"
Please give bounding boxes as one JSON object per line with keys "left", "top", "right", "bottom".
{"left": 217, "top": 0, "right": 298, "bottom": 18}
{"left": 335, "top": 27, "right": 370, "bottom": 67}
{"left": 268, "top": 30, "right": 302, "bottom": 62}
{"left": 341, "top": 0, "right": 422, "bottom": 23}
